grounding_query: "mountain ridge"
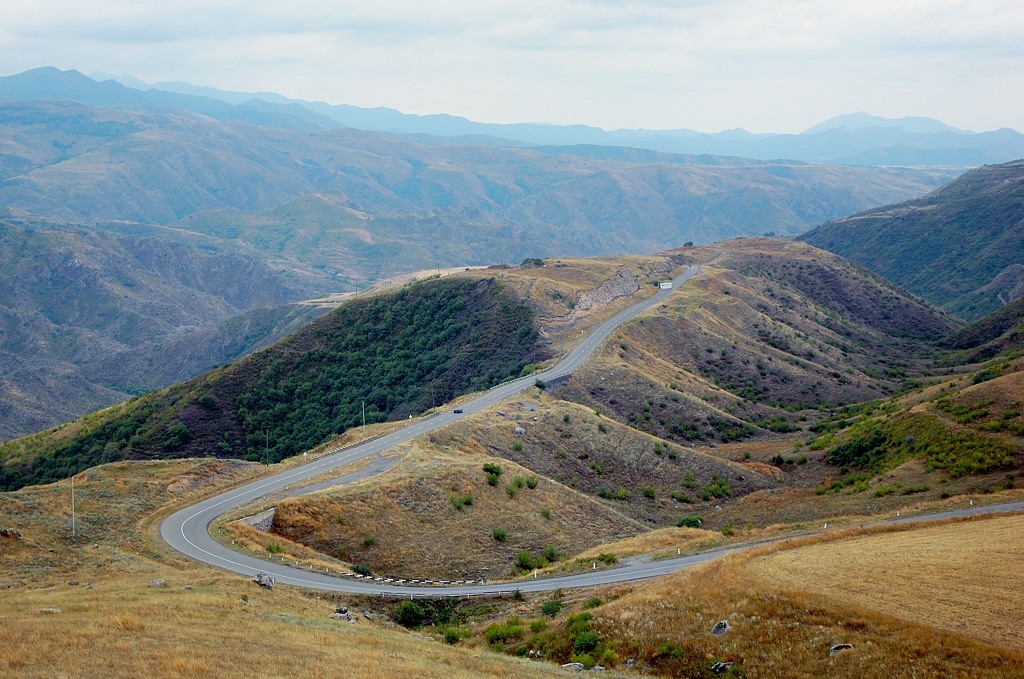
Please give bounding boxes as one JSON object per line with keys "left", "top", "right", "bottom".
{"left": 798, "top": 159, "right": 1024, "bottom": 321}
{"left": 2, "top": 66, "right": 1020, "bottom": 166}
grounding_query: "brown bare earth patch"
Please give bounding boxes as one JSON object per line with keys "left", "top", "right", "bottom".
{"left": 430, "top": 395, "right": 777, "bottom": 526}
{"left": 746, "top": 514, "right": 1024, "bottom": 651}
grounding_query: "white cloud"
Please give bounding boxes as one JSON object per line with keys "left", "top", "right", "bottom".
{"left": 0, "top": 0, "right": 1021, "bottom": 132}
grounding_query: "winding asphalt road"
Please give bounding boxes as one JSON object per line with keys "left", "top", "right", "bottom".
{"left": 161, "top": 266, "right": 700, "bottom": 594}
{"left": 160, "top": 264, "right": 1023, "bottom": 597}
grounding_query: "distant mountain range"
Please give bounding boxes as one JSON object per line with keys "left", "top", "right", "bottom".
{"left": 799, "top": 160, "right": 1024, "bottom": 321}
{"left": 3, "top": 66, "right": 1021, "bottom": 166}
{"left": 0, "top": 65, "right": 1015, "bottom": 441}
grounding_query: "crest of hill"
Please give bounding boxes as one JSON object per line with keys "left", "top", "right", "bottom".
{"left": 798, "top": 159, "right": 1024, "bottom": 320}
{"left": 0, "top": 276, "right": 544, "bottom": 491}
{"left": 554, "top": 240, "right": 960, "bottom": 449}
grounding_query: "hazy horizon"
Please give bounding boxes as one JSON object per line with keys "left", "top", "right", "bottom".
{"left": 1, "top": 1, "right": 1021, "bottom": 135}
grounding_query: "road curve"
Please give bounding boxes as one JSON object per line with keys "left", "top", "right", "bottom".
{"left": 161, "top": 265, "right": 701, "bottom": 594}
{"left": 160, "top": 264, "right": 1024, "bottom": 597}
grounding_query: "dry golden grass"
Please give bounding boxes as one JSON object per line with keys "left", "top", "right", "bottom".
{"left": 587, "top": 523, "right": 1024, "bottom": 677}
{"left": 0, "top": 459, "right": 569, "bottom": 679}
{"left": 0, "top": 573, "right": 568, "bottom": 679}
{"left": 747, "top": 514, "right": 1024, "bottom": 651}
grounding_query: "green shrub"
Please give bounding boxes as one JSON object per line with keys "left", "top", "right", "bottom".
{"left": 573, "top": 630, "right": 600, "bottom": 654}
{"left": 395, "top": 600, "right": 425, "bottom": 627}
{"left": 351, "top": 563, "right": 372, "bottom": 576}
{"left": 486, "top": 473, "right": 500, "bottom": 486}
{"left": 265, "top": 542, "right": 284, "bottom": 554}
{"left": 541, "top": 599, "right": 563, "bottom": 617}
{"left": 642, "top": 485, "right": 656, "bottom": 499}
{"left": 512, "top": 442, "right": 523, "bottom": 452}
{"left": 450, "top": 492, "right": 473, "bottom": 510}
{"left": 583, "top": 597, "right": 602, "bottom": 609}
{"left": 483, "top": 463, "right": 503, "bottom": 476}
{"left": 483, "top": 617, "right": 524, "bottom": 646}
{"left": 443, "top": 627, "right": 469, "bottom": 645}
{"left": 515, "top": 551, "right": 538, "bottom": 571}
{"left": 676, "top": 515, "right": 703, "bottom": 528}
{"left": 721, "top": 523, "right": 735, "bottom": 536}
{"left": 543, "top": 545, "right": 559, "bottom": 563}
{"left": 526, "top": 476, "right": 539, "bottom": 489}
{"left": 492, "top": 528, "right": 507, "bottom": 542}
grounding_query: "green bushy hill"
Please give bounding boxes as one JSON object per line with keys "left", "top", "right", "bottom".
{"left": 798, "top": 160, "right": 1024, "bottom": 321}
{"left": 941, "top": 296, "right": 1024, "bottom": 362}
{"left": 0, "top": 276, "right": 543, "bottom": 490}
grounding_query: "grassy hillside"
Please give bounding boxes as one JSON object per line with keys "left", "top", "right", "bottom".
{"left": 0, "top": 276, "right": 543, "bottom": 490}
{"left": 799, "top": 159, "right": 1024, "bottom": 320}
{"left": 557, "top": 240, "right": 960, "bottom": 447}
{"left": 816, "top": 355, "right": 1024, "bottom": 481}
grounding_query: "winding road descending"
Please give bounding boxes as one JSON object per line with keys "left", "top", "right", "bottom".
{"left": 160, "top": 265, "right": 1023, "bottom": 597}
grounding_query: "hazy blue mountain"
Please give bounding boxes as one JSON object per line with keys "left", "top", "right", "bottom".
{"left": 3, "top": 68, "right": 1020, "bottom": 166}
{"left": 802, "top": 113, "right": 969, "bottom": 135}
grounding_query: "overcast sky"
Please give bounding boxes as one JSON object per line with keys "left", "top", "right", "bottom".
{"left": 1, "top": 0, "right": 1021, "bottom": 133}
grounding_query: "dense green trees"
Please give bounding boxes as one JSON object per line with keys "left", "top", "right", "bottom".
{"left": 0, "top": 277, "right": 543, "bottom": 489}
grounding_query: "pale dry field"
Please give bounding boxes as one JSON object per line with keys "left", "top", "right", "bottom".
{"left": 747, "top": 514, "right": 1024, "bottom": 651}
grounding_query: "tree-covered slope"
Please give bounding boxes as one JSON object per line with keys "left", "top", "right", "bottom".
{"left": 798, "top": 160, "right": 1024, "bottom": 321}
{"left": 0, "top": 276, "right": 544, "bottom": 490}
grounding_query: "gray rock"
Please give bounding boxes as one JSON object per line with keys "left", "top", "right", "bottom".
{"left": 148, "top": 578, "right": 166, "bottom": 588}
{"left": 514, "top": 427, "right": 526, "bottom": 436}
{"left": 0, "top": 528, "right": 22, "bottom": 540}
{"left": 363, "top": 610, "right": 372, "bottom": 620}
{"left": 590, "top": 664, "right": 606, "bottom": 671}
{"left": 710, "top": 620, "right": 731, "bottom": 635}
{"left": 40, "top": 607, "right": 61, "bottom": 614}
{"left": 67, "top": 580, "right": 79, "bottom": 586}
{"left": 829, "top": 643, "right": 853, "bottom": 656}
{"left": 625, "top": 659, "right": 635, "bottom": 668}
{"left": 253, "top": 573, "right": 275, "bottom": 590}
{"left": 711, "top": 661, "right": 734, "bottom": 673}
{"left": 336, "top": 606, "right": 348, "bottom": 614}
{"left": 560, "top": 663, "right": 585, "bottom": 672}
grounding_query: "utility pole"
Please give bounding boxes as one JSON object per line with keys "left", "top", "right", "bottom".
{"left": 362, "top": 400, "right": 366, "bottom": 429}
{"left": 264, "top": 429, "right": 269, "bottom": 465}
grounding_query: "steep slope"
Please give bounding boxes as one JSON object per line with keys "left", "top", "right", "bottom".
{"left": 0, "top": 276, "right": 543, "bottom": 490}
{"left": 799, "top": 160, "right": 1024, "bottom": 320}
{"left": 940, "top": 295, "right": 1024, "bottom": 362}
{"left": 555, "top": 239, "right": 960, "bottom": 445}
{"left": 0, "top": 220, "right": 333, "bottom": 440}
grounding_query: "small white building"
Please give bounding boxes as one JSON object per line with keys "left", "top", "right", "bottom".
{"left": 659, "top": 281, "right": 673, "bottom": 289}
